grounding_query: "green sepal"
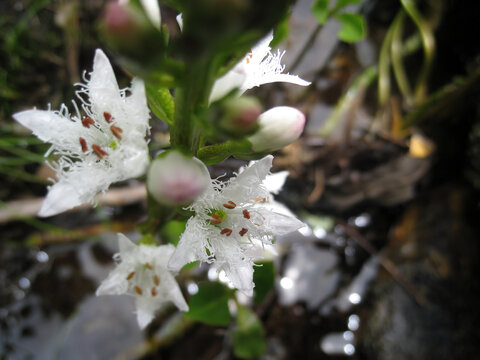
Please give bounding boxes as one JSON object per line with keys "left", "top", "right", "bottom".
{"left": 138, "top": 233, "right": 158, "bottom": 246}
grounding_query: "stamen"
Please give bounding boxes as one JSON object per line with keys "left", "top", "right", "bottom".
{"left": 82, "top": 117, "right": 95, "bottom": 128}
{"left": 223, "top": 201, "right": 236, "bottom": 209}
{"left": 126, "top": 271, "right": 135, "bottom": 280}
{"left": 79, "top": 137, "right": 88, "bottom": 152}
{"left": 253, "top": 197, "right": 267, "bottom": 203}
{"left": 92, "top": 144, "right": 108, "bottom": 159}
{"left": 220, "top": 228, "right": 233, "bottom": 236}
{"left": 151, "top": 287, "right": 158, "bottom": 297}
{"left": 243, "top": 209, "right": 250, "bottom": 219}
{"left": 210, "top": 214, "right": 223, "bottom": 225}
{"left": 104, "top": 112, "right": 113, "bottom": 123}
{"left": 239, "top": 228, "right": 248, "bottom": 236}
{"left": 134, "top": 286, "right": 143, "bottom": 295}
{"left": 245, "top": 51, "right": 253, "bottom": 64}
{"left": 145, "top": 263, "right": 153, "bottom": 270}
{"left": 110, "top": 125, "right": 123, "bottom": 139}
{"left": 153, "top": 275, "right": 160, "bottom": 286}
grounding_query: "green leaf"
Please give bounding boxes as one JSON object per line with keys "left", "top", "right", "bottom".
{"left": 312, "top": 0, "right": 330, "bottom": 25}
{"left": 336, "top": 0, "right": 362, "bottom": 11}
{"left": 253, "top": 261, "right": 275, "bottom": 304}
{"left": 336, "top": 13, "right": 366, "bottom": 42}
{"left": 161, "top": 219, "right": 187, "bottom": 246}
{"left": 185, "top": 282, "right": 232, "bottom": 326}
{"left": 146, "top": 85, "right": 174, "bottom": 125}
{"left": 232, "top": 305, "right": 266, "bottom": 359}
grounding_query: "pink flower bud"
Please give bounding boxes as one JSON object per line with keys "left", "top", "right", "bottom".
{"left": 217, "top": 96, "right": 262, "bottom": 137}
{"left": 248, "top": 106, "right": 305, "bottom": 152}
{"left": 147, "top": 151, "right": 210, "bottom": 206}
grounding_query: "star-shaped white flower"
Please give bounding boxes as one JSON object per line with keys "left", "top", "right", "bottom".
{"left": 96, "top": 234, "right": 189, "bottom": 329}
{"left": 168, "top": 155, "right": 304, "bottom": 296}
{"left": 13, "top": 49, "right": 150, "bottom": 217}
{"left": 210, "top": 32, "right": 311, "bottom": 102}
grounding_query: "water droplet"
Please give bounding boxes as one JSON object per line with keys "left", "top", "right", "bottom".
{"left": 18, "top": 277, "right": 30, "bottom": 290}
{"left": 348, "top": 314, "right": 360, "bottom": 330}
{"left": 348, "top": 293, "right": 362, "bottom": 304}
{"left": 344, "top": 343, "right": 355, "bottom": 355}
{"left": 354, "top": 214, "right": 371, "bottom": 227}
{"left": 36, "top": 251, "right": 49, "bottom": 263}
{"left": 187, "top": 282, "right": 199, "bottom": 295}
{"left": 280, "top": 277, "right": 294, "bottom": 290}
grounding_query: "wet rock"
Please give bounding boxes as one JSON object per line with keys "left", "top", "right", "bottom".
{"left": 359, "top": 187, "right": 480, "bottom": 360}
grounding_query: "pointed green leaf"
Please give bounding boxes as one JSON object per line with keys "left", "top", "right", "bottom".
{"left": 146, "top": 85, "right": 175, "bottom": 125}
{"left": 336, "top": 0, "right": 362, "bottom": 10}
{"left": 312, "top": 0, "right": 330, "bottom": 25}
{"left": 232, "top": 305, "right": 266, "bottom": 359}
{"left": 253, "top": 261, "right": 275, "bottom": 304}
{"left": 336, "top": 13, "right": 366, "bottom": 43}
{"left": 185, "top": 282, "right": 232, "bottom": 326}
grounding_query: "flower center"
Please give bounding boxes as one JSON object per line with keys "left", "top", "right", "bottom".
{"left": 77, "top": 111, "right": 123, "bottom": 159}
{"left": 125, "top": 262, "right": 161, "bottom": 298}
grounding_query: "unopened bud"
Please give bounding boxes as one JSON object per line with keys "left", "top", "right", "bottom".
{"left": 217, "top": 97, "right": 262, "bottom": 137}
{"left": 100, "top": 1, "right": 165, "bottom": 69}
{"left": 248, "top": 106, "right": 305, "bottom": 152}
{"left": 147, "top": 151, "right": 210, "bottom": 206}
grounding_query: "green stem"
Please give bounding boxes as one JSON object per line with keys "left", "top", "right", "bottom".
{"left": 171, "top": 58, "right": 218, "bottom": 155}
{"left": 391, "top": 11, "right": 413, "bottom": 106}
{"left": 400, "top": 0, "right": 435, "bottom": 103}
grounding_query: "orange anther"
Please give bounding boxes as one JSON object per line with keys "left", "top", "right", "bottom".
{"left": 153, "top": 275, "right": 160, "bottom": 286}
{"left": 220, "top": 228, "right": 233, "bottom": 236}
{"left": 126, "top": 271, "right": 135, "bottom": 280}
{"left": 245, "top": 51, "right": 253, "bottom": 64}
{"left": 134, "top": 286, "right": 143, "bottom": 295}
{"left": 79, "top": 137, "right": 88, "bottom": 152}
{"left": 81, "top": 117, "right": 95, "bottom": 128}
{"left": 145, "top": 263, "right": 153, "bottom": 270}
{"left": 92, "top": 144, "right": 108, "bottom": 159}
{"left": 210, "top": 213, "right": 223, "bottom": 225}
{"left": 223, "top": 201, "right": 236, "bottom": 209}
{"left": 104, "top": 112, "right": 113, "bottom": 123}
{"left": 239, "top": 228, "right": 248, "bottom": 236}
{"left": 151, "top": 287, "right": 158, "bottom": 297}
{"left": 253, "top": 197, "right": 267, "bottom": 203}
{"left": 243, "top": 209, "right": 250, "bottom": 219}
{"left": 110, "top": 125, "right": 123, "bottom": 139}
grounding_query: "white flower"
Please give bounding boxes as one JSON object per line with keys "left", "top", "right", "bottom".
{"left": 13, "top": 49, "right": 150, "bottom": 217}
{"left": 96, "top": 234, "right": 188, "bottom": 329}
{"left": 210, "top": 32, "right": 311, "bottom": 102}
{"left": 168, "top": 155, "right": 304, "bottom": 296}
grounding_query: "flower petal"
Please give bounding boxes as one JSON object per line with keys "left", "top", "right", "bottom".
{"left": 257, "top": 208, "right": 305, "bottom": 236}
{"left": 168, "top": 217, "right": 206, "bottom": 271}
{"left": 135, "top": 296, "right": 158, "bottom": 329}
{"left": 96, "top": 266, "right": 129, "bottom": 296}
{"left": 222, "top": 262, "right": 254, "bottom": 297}
{"left": 88, "top": 49, "right": 122, "bottom": 115}
{"left": 209, "top": 62, "right": 246, "bottom": 103}
{"left": 118, "top": 233, "right": 138, "bottom": 255}
{"left": 39, "top": 165, "right": 115, "bottom": 217}
{"left": 140, "top": 0, "right": 161, "bottom": 29}
{"left": 13, "top": 109, "right": 86, "bottom": 149}
{"left": 263, "top": 171, "right": 288, "bottom": 194}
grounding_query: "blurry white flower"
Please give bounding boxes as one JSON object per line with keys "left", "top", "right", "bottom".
{"left": 248, "top": 106, "right": 306, "bottom": 152}
{"left": 147, "top": 151, "right": 210, "bottom": 206}
{"left": 96, "top": 234, "right": 188, "bottom": 329}
{"left": 119, "top": 0, "right": 161, "bottom": 29}
{"left": 210, "top": 32, "right": 311, "bottom": 102}
{"left": 13, "top": 49, "right": 150, "bottom": 217}
{"left": 168, "top": 155, "right": 304, "bottom": 296}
